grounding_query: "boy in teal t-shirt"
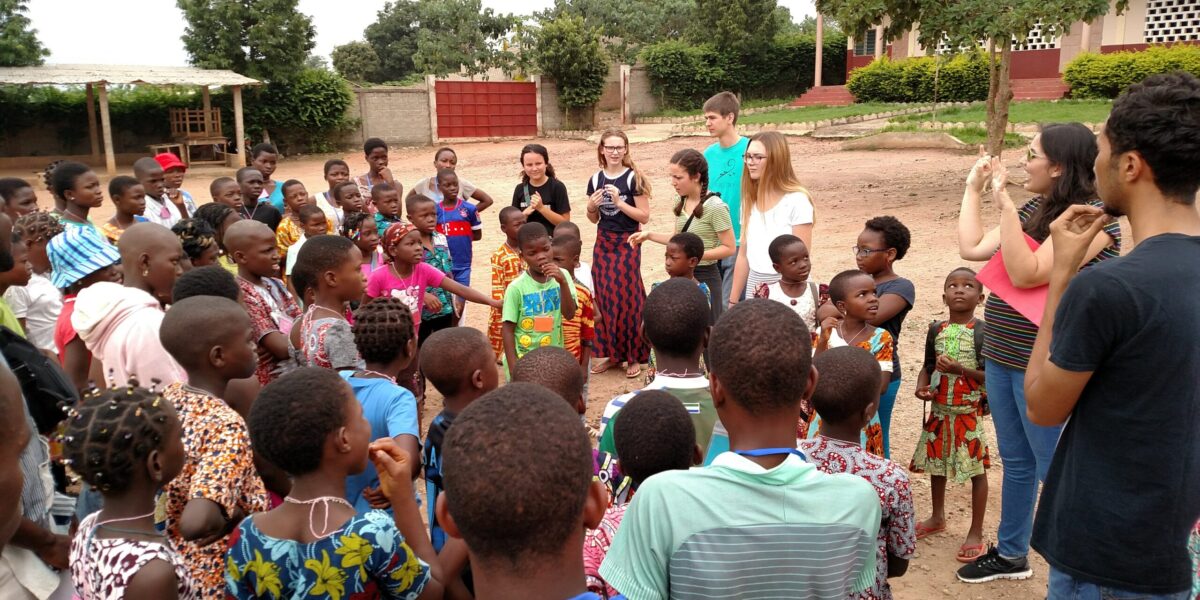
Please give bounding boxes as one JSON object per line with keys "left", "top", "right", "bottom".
{"left": 501, "top": 223, "right": 577, "bottom": 378}
{"left": 702, "top": 91, "right": 750, "bottom": 302}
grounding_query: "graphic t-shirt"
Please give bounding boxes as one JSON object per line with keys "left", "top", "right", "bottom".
{"left": 501, "top": 270, "right": 577, "bottom": 371}
{"left": 367, "top": 262, "right": 447, "bottom": 330}
{"left": 436, "top": 198, "right": 482, "bottom": 271}
{"left": 704, "top": 136, "right": 750, "bottom": 243}
{"left": 586, "top": 169, "right": 641, "bottom": 233}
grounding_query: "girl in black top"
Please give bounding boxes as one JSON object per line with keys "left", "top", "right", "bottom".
{"left": 512, "top": 144, "right": 570, "bottom": 236}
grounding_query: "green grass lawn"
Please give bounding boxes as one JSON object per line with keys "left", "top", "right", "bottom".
{"left": 738, "top": 102, "right": 918, "bottom": 125}
{"left": 642, "top": 97, "right": 795, "bottom": 119}
{"left": 882, "top": 124, "right": 1026, "bottom": 148}
{"left": 891, "top": 99, "right": 1112, "bottom": 125}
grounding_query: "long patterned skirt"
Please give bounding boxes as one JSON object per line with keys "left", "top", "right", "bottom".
{"left": 591, "top": 229, "right": 649, "bottom": 364}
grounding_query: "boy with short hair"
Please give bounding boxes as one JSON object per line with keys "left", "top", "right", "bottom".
{"left": 599, "top": 299, "right": 882, "bottom": 599}
{"left": 553, "top": 220, "right": 593, "bottom": 291}
{"left": 284, "top": 203, "right": 329, "bottom": 280}
{"left": 372, "top": 183, "right": 405, "bottom": 237}
{"left": 488, "top": 206, "right": 526, "bottom": 360}
{"left": 408, "top": 194, "right": 458, "bottom": 337}
{"left": 598, "top": 278, "right": 721, "bottom": 461}
{"left": 800, "top": 346, "right": 917, "bottom": 600}
{"left": 226, "top": 220, "right": 300, "bottom": 386}
{"left": 435, "top": 169, "right": 483, "bottom": 294}
{"left": 209, "top": 176, "right": 242, "bottom": 210}
{"left": 437, "top": 382, "right": 608, "bottom": 599}
{"left": 501, "top": 222, "right": 577, "bottom": 378}
{"left": 702, "top": 91, "right": 749, "bottom": 302}
{"left": 552, "top": 234, "right": 596, "bottom": 396}
{"left": 235, "top": 166, "right": 282, "bottom": 231}
{"left": 133, "top": 156, "right": 180, "bottom": 228}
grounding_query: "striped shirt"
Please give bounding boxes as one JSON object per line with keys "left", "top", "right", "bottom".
{"left": 674, "top": 196, "right": 733, "bottom": 266}
{"left": 982, "top": 198, "right": 1121, "bottom": 370}
{"left": 600, "top": 452, "right": 881, "bottom": 600}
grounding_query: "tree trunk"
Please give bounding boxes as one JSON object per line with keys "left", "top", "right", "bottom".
{"left": 986, "top": 41, "right": 1013, "bottom": 157}
{"left": 985, "top": 39, "right": 998, "bottom": 151}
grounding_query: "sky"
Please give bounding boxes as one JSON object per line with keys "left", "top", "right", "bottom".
{"left": 25, "top": 0, "right": 817, "bottom": 67}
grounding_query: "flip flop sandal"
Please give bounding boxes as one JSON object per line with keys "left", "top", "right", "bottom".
{"left": 916, "top": 522, "right": 946, "bottom": 540}
{"left": 956, "top": 543, "right": 987, "bottom": 563}
{"left": 590, "top": 359, "right": 618, "bottom": 375}
{"left": 625, "top": 364, "right": 642, "bottom": 379}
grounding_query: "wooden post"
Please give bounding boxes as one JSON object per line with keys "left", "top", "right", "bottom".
{"left": 815, "top": 14, "right": 824, "bottom": 88}
{"left": 85, "top": 84, "right": 100, "bottom": 164}
{"left": 97, "top": 83, "right": 116, "bottom": 175}
{"left": 201, "top": 86, "right": 213, "bottom": 135}
{"left": 875, "top": 26, "right": 885, "bottom": 59}
{"left": 232, "top": 86, "right": 246, "bottom": 167}
{"left": 533, "top": 75, "right": 544, "bottom": 135}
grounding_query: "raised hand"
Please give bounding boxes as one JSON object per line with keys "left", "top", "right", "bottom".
{"left": 966, "top": 155, "right": 992, "bottom": 193}
{"left": 1049, "top": 204, "right": 1110, "bottom": 275}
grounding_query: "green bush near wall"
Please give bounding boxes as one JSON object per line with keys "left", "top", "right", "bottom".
{"left": 847, "top": 53, "right": 990, "bottom": 103}
{"left": 1063, "top": 45, "right": 1200, "bottom": 99}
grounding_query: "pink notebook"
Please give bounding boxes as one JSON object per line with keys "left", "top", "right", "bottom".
{"left": 976, "top": 234, "right": 1049, "bottom": 326}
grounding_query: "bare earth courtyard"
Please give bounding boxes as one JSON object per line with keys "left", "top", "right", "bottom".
{"left": 4, "top": 135, "right": 1064, "bottom": 598}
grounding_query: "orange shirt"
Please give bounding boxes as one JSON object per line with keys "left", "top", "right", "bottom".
{"left": 488, "top": 242, "right": 524, "bottom": 359}
{"left": 563, "top": 283, "right": 595, "bottom": 361}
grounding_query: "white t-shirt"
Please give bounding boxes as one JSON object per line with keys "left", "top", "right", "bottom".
{"left": 744, "top": 191, "right": 814, "bottom": 274}
{"left": 4, "top": 273, "right": 63, "bottom": 353}
{"left": 143, "top": 193, "right": 182, "bottom": 228}
{"left": 316, "top": 192, "right": 344, "bottom": 232}
{"left": 761, "top": 281, "right": 819, "bottom": 331}
{"left": 574, "top": 263, "right": 594, "bottom": 293}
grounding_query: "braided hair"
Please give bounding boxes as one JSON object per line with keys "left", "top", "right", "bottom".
{"left": 13, "top": 211, "right": 65, "bottom": 244}
{"left": 341, "top": 210, "right": 372, "bottom": 239}
{"left": 171, "top": 218, "right": 218, "bottom": 263}
{"left": 670, "top": 148, "right": 713, "bottom": 219}
{"left": 61, "top": 381, "right": 173, "bottom": 494}
{"left": 352, "top": 296, "right": 414, "bottom": 365}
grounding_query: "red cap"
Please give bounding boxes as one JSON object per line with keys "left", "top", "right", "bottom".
{"left": 154, "top": 152, "right": 186, "bottom": 172}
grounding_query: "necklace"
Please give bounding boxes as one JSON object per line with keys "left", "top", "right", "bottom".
{"left": 62, "top": 206, "right": 87, "bottom": 222}
{"left": 285, "top": 495, "right": 354, "bottom": 539}
{"left": 839, "top": 322, "right": 869, "bottom": 345}
{"left": 655, "top": 368, "right": 704, "bottom": 378}
{"left": 92, "top": 511, "right": 164, "bottom": 540}
{"left": 356, "top": 369, "right": 396, "bottom": 384}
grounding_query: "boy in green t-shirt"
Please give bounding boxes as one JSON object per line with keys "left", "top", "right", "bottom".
{"left": 501, "top": 222, "right": 577, "bottom": 378}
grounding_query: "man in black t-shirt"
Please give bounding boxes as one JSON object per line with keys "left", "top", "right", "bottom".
{"left": 1015, "top": 73, "right": 1200, "bottom": 597}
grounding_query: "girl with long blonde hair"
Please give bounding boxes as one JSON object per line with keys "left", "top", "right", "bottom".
{"left": 586, "top": 129, "right": 652, "bottom": 378}
{"left": 729, "top": 131, "right": 815, "bottom": 305}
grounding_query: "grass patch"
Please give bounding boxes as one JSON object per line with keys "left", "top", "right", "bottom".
{"left": 882, "top": 124, "right": 1025, "bottom": 148}
{"left": 890, "top": 99, "right": 1111, "bottom": 125}
{"left": 642, "top": 97, "right": 795, "bottom": 119}
{"left": 738, "top": 102, "right": 919, "bottom": 125}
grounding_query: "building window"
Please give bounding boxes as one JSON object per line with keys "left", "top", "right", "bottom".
{"left": 854, "top": 34, "right": 877, "bottom": 56}
{"left": 1014, "top": 20, "right": 1059, "bottom": 50}
{"left": 1145, "top": 0, "right": 1200, "bottom": 43}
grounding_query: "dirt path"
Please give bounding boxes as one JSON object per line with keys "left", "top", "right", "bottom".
{"left": 4, "top": 135, "right": 1053, "bottom": 597}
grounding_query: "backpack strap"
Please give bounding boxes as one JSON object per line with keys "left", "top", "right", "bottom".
{"left": 923, "top": 321, "right": 940, "bottom": 377}
{"left": 974, "top": 318, "right": 987, "bottom": 368}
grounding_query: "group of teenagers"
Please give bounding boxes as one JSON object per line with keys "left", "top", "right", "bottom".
{"left": 0, "top": 71, "right": 1195, "bottom": 600}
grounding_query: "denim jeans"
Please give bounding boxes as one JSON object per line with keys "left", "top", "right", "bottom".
{"left": 878, "top": 378, "right": 900, "bottom": 460}
{"left": 1048, "top": 567, "right": 1191, "bottom": 600}
{"left": 986, "top": 359, "right": 1063, "bottom": 558}
{"left": 719, "top": 248, "right": 738, "bottom": 304}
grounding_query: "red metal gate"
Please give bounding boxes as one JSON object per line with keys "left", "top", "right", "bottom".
{"left": 434, "top": 81, "right": 537, "bottom": 138}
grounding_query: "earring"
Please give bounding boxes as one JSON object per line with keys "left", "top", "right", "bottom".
{"left": 142, "top": 269, "right": 149, "bottom": 277}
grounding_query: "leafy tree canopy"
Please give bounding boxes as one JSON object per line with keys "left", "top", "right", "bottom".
{"left": 177, "top": 0, "right": 316, "bottom": 82}
{"left": 0, "top": 0, "right": 49, "bottom": 67}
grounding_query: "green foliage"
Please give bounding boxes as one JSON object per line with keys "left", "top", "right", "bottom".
{"left": 739, "top": 102, "right": 917, "bottom": 124}
{"left": 1064, "top": 45, "right": 1200, "bottom": 99}
{"left": 640, "top": 33, "right": 848, "bottom": 109}
{"left": 691, "top": 0, "right": 778, "bottom": 57}
{"left": 847, "top": 54, "right": 989, "bottom": 103}
{"left": 534, "top": 15, "right": 609, "bottom": 110}
{"left": 366, "top": 1, "right": 420, "bottom": 82}
{"left": 0, "top": 86, "right": 199, "bottom": 151}
{"left": 890, "top": 99, "right": 1112, "bottom": 124}
{"left": 0, "top": 0, "right": 47, "bottom": 67}
{"left": 239, "top": 68, "right": 355, "bottom": 153}
{"left": 177, "top": 0, "right": 316, "bottom": 82}
{"left": 537, "top": 0, "right": 695, "bottom": 64}
{"left": 332, "top": 41, "right": 381, "bottom": 83}
{"left": 363, "top": 0, "right": 515, "bottom": 83}
{"left": 882, "top": 123, "right": 1025, "bottom": 148}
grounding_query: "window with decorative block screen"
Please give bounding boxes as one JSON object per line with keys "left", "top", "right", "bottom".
{"left": 1144, "top": 0, "right": 1200, "bottom": 43}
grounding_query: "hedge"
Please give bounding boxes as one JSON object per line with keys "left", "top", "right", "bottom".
{"left": 640, "top": 33, "right": 848, "bottom": 110}
{"left": 847, "top": 53, "right": 990, "bottom": 103}
{"left": 1064, "top": 45, "right": 1200, "bottom": 99}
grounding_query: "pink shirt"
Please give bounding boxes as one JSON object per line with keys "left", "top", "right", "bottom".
{"left": 366, "top": 262, "right": 446, "bottom": 328}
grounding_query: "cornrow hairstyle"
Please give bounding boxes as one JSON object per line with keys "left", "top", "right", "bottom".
{"left": 668, "top": 231, "right": 704, "bottom": 261}
{"left": 250, "top": 368, "right": 355, "bottom": 476}
{"left": 172, "top": 265, "right": 239, "bottom": 303}
{"left": 50, "top": 161, "right": 92, "bottom": 201}
{"left": 670, "top": 148, "right": 711, "bottom": 218}
{"left": 323, "top": 159, "right": 349, "bottom": 177}
{"left": 192, "top": 202, "right": 237, "bottom": 246}
{"left": 107, "top": 175, "right": 141, "bottom": 201}
{"left": 61, "top": 381, "right": 174, "bottom": 494}
{"left": 250, "top": 142, "right": 278, "bottom": 159}
{"left": 0, "top": 177, "right": 32, "bottom": 203}
{"left": 420, "top": 327, "right": 492, "bottom": 398}
{"left": 612, "top": 390, "right": 695, "bottom": 486}
{"left": 14, "top": 211, "right": 65, "bottom": 244}
{"left": 518, "top": 144, "right": 556, "bottom": 183}
{"left": 511, "top": 345, "right": 584, "bottom": 406}
{"left": 333, "top": 181, "right": 359, "bottom": 203}
{"left": 767, "top": 234, "right": 805, "bottom": 264}
{"left": 170, "top": 218, "right": 218, "bottom": 262}
{"left": 863, "top": 215, "right": 911, "bottom": 261}
{"left": 828, "top": 269, "right": 870, "bottom": 304}
{"left": 341, "top": 210, "right": 372, "bottom": 239}
{"left": 352, "top": 297, "right": 415, "bottom": 365}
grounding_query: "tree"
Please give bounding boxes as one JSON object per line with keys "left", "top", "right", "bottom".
{"left": 538, "top": 0, "right": 696, "bottom": 64}
{"left": 177, "top": 0, "right": 316, "bottom": 82}
{"left": 364, "top": 0, "right": 515, "bottom": 82}
{"left": 366, "top": 1, "right": 421, "bottom": 82}
{"left": 332, "top": 41, "right": 381, "bottom": 83}
{"left": 691, "top": 0, "right": 779, "bottom": 57}
{"left": 534, "top": 15, "right": 609, "bottom": 126}
{"left": 0, "top": 0, "right": 48, "bottom": 66}
{"left": 816, "top": 0, "right": 1121, "bottom": 155}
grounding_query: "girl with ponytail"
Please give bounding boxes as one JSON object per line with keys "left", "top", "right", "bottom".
{"left": 630, "top": 148, "right": 735, "bottom": 326}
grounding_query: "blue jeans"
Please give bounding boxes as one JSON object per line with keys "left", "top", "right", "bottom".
{"left": 719, "top": 248, "right": 738, "bottom": 304}
{"left": 878, "top": 378, "right": 900, "bottom": 460}
{"left": 986, "top": 359, "right": 1063, "bottom": 558}
{"left": 1048, "top": 567, "right": 1190, "bottom": 600}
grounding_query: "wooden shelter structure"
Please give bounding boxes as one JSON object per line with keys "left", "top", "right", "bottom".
{"left": 0, "top": 64, "right": 261, "bottom": 174}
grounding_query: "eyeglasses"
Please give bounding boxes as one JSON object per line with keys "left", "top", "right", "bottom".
{"left": 603, "top": 145, "right": 626, "bottom": 153}
{"left": 853, "top": 246, "right": 889, "bottom": 258}
{"left": 1026, "top": 147, "right": 1044, "bottom": 162}
{"left": 743, "top": 153, "right": 768, "bottom": 164}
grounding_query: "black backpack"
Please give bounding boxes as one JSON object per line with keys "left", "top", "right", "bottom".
{"left": 0, "top": 326, "right": 79, "bottom": 434}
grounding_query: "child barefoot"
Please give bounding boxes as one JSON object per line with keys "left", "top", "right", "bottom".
{"left": 100, "top": 176, "right": 148, "bottom": 244}
{"left": 230, "top": 367, "right": 443, "bottom": 598}
{"left": 910, "top": 267, "right": 991, "bottom": 564}
{"left": 754, "top": 234, "right": 820, "bottom": 331}
{"left": 810, "top": 269, "right": 894, "bottom": 456}
{"left": 65, "top": 382, "right": 192, "bottom": 599}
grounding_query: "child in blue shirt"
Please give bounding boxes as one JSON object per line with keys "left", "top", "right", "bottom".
{"left": 435, "top": 169, "right": 483, "bottom": 311}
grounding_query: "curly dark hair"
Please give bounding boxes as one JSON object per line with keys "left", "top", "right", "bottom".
{"left": 612, "top": 390, "right": 695, "bottom": 486}
{"left": 352, "top": 297, "right": 415, "bottom": 365}
{"left": 1025, "top": 123, "right": 1101, "bottom": 241}
{"left": 511, "top": 346, "right": 583, "bottom": 407}
{"left": 1105, "top": 72, "right": 1200, "bottom": 204}
{"left": 810, "top": 347, "right": 881, "bottom": 425}
{"left": 644, "top": 278, "right": 709, "bottom": 358}
{"left": 863, "top": 215, "right": 911, "bottom": 261}
{"left": 767, "top": 234, "right": 805, "bottom": 264}
{"left": 172, "top": 265, "right": 239, "bottom": 303}
{"left": 62, "top": 382, "right": 174, "bottom": 494}
{"left": 443, "top": 383, "right": 591, "bottom": 565}
{"left": 249, "top": 368, "right": 354, "bottom": 476}
{"left": 171, "top": 218, "right": 218, "bottom": 263}
{"left": 50, "top": 161, "right": 91, "bottom": 201}
{"left": 13, "top": 211, "right": 65, "bottom": 244}
{"left": 710, "top": 299, "right": 812, "bottom": 416}
{"left": 420, "top": 327, "right": 492, "bottom": 398}
{"left": 668, "top": 231, "right": 704, "bottom": 261}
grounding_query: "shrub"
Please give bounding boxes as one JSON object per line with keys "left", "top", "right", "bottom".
{"left": 640, "top": 41, "right": 726, "bottom": 109}
{"left": 1064, "top": 45, "right": 1200, "bottom": 99}
{"left": 237, "top": 68, "right": 356, "bottom": 153}
{"left": 848, "top": 53, "right": 990, "bottom": 103}
{"left": 535, "top": 15, "right": 609, "bottom": 112}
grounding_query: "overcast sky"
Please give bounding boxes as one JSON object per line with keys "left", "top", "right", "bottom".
{"left": 26, "top": 0, "right": 817, "bottom": 67}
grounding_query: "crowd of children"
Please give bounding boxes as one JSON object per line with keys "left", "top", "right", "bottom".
{"left": 0, "top": 73, "right": 1196, "bottom": 600}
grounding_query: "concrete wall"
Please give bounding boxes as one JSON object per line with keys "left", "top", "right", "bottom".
{"left": 597, "top": 62, "right": 622, "bottom": 111}
{"left": 539, "top": 78, "right": 565, "bottom": 131}
{"left": 624, "top": 63, "right": 659, "bottom": 122}
{"left": 345, "top": 85, "right": 433, "bottom": 148}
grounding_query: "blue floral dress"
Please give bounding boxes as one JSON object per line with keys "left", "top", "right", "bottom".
{"left": 225, "top": 510, "right": 429, "bottom": 599}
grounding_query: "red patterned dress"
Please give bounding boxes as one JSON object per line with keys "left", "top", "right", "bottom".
{"left": 909, "top": 320, "right": 991, "bottom": 481}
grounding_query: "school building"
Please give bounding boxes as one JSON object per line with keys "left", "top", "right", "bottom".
{"left": 797, "top": 0, "right": 1200, "bottom": 105}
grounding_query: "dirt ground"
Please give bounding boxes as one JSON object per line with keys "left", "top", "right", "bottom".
{"left": 7, "top": 135, "right": 1054, "bottom": 598}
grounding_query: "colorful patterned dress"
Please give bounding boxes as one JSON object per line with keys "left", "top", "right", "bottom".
{"left": 804, "top": 327, "right": 893, "bottom": 457}
{"left": 70, "top": 511, "right": 196, "bottom": 600}
{"left": 488, "top": 242, "right": 524, "bottom": 359}
{"left": 909, "top": 320, "right": 991, "bottom": 481}
{"left": 421, "top": 233, "right": 455, "bottom": 324}
{"left": 225, "top": 510, "right": 430, "bottom": 599}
